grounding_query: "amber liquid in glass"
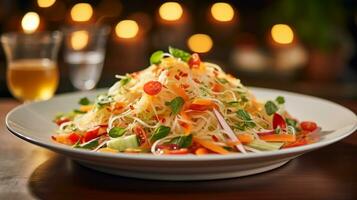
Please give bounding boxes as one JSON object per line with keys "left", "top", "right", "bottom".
{"left": 7, "top": 59, "right": 59, "bottom": 101}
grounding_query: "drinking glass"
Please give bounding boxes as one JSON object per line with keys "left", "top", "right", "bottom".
{"left": 1, "top": 31, "right": 62, "bottom": 102}
{"left": 63, "top": 25, "right": 109, "bottom": 91}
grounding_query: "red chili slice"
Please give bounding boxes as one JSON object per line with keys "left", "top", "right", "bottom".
{"left": 143, "top": 81, "right": 162, "bottom": 96}
{"left": 273, "top": 113, "right": 286, "bottom": 129}
{"left": 134, "top": 126, "right": 148, "bottom": 146}
{"left": 68, "top": 133, "right": 81, "bottom": 145}
{"left": 82, "top": 127, "right": 100, "bottom": 143}
{"left": 188, "top": 53, "right": 201, "bottom": 68}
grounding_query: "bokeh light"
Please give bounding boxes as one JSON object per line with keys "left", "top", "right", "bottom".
{"left": 187, "top": 34, "right": 213, "bottom": 53}
{"left": 271, "top": 24, "right": 294, "bottom": 44}
{"left": 115, "top": 20, "right": 139, "bottom": 39}
{"left": 21, "top": 12, "right": 40, "bottom": 33}
{"left": 211, "top": 3, "right": 234, "bottom": 22}
{"left": 37, "top": 0, "right": 56, "bottom": 8}
{"left": 70, "top": 30, "right": 89, "bottom": 50}
{"left": 70, "top": 3, "right": 93, "bottom": 22}
{"left": 159, "top": 2, "right": 183, "bottom": 21}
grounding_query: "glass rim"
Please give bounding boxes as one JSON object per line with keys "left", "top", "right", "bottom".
{"left": 1, "top": 31, "right": 63, "bottom": 45}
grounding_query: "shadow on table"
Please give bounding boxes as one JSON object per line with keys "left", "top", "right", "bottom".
{"left": 27, "top": 141, "right": 356, "bottom": 200}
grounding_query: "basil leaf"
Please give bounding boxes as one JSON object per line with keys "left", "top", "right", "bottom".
{"left": 246, "top": 121, "right": 256, "bottom": 128}
{"left": 120, "top": 77, "right": 131, "bottom": 86}
{"left": 79, "top": 97, "right": 90, "bottom": 105}
{"left": 170, "top": 134, "right": 192, "bottom": 148}
{"left": 237, "top": 109, "right": 252, "bottom": 121}
{"left": 150, "top": 50, "right": 164, "bottom": 64}
{"left": 265, "top": 101, "right": 278, "bottom": 116}
{"left": 227, "top": 101, "right": 239, "bottom": 106}
{"left": 241, "top": 96, "right": 248, "bottom": 103}
{"left": 165, "top": 96, "right": 185, "bottom": 115}
{"left": 150, "top": 125, "right": 170, "bottom": 142}
{"left": 73, "top": 109, "right": 86, "bottom": 114}
{"left": 75, "top": 139, "right": 99, "bottom": 150}
{"left": 217, "top": 78, "right": 228, "bottom": 84}
{"left": 286, "top": 118, "right": 297, "bottom": 127}
{"left": 276, "top": 96, "right": 285, "bottom": 104}
{"left": 109, "top": 127, "right": 126, "bottom": 138}
{"left": 168, "top": 46, "right": 191, "bottom": 62}
{"left": 236, "top": 109, "right": 256, "bottom": 130}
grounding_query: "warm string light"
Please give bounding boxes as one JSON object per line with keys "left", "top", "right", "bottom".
{"left": 70, "top": 3, "right": 93, "bottom": 22}
{"left": 70, "top": 30, "right": 89, "bottom": 50}
{"left": 159, "top": 2, "right": 183, "bottom": 21}
{"left": 187, "top": 34, "right": 213, "bottom": 53}
{"left": 21, "top": 12, "right": 40, "bottom": 33}
{"left": 37, "top": 0, "right": 56, "bottom": 8}
{"left": 115, "top": 20, "right": 139, "bottom": 39}
{"left": 271, "top": 24, "right": 294, "bottom": 44}
{"left": 211, "top": 3, "right": 234, "bottom": 22}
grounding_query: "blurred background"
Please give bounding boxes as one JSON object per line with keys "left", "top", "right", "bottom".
{"left": 0, "top": 0, "right": 357, "bottom": 101}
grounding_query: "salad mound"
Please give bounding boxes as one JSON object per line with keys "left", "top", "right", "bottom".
{"left": 53, "top": 47, "right": 320, "bottom": 155}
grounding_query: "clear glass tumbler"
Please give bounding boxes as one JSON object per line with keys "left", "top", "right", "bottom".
{"left": 1, "top": 31, "right": 62, "bottom": 102}
{"left": 63, "top": 25, "right": 110, "bottom": 91}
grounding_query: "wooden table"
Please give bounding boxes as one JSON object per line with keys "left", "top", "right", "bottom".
{"left": 0, "top": 99, "right": 356, "bottom": 200}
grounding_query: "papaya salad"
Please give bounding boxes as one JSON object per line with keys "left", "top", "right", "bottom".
{"left": 52, "top": 47, "right": 320, "bottom": 155}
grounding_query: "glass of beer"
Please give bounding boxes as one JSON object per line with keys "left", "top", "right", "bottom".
{"left": 1, "top": 31, "right": 62, "bottom": 102}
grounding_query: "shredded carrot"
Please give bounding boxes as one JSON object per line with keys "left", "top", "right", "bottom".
{"left": 171, "top": 84, "right": 189, "bottom": 101}
{"left": 179, "top": 121, "right": 192, "bottom": 135}
{"left": 193, "top": 137, "right": 229, "bottom": 154}
{"left": 189, "top": 98, "right": 218, "bottom": 111}
{"left": 192, "top": 98, "right": 213, "bottom": 106}
{"left": 236, "top": 133, "right": 254, "bottom": 144}
{"left": 260, "top": 134, "right": 296, "bottom": 142}
{"left": 179, "top": 106, "right": 192, "bottom": 135}
{"left": 195, "top": 147, "right": 209, "bottom": 155}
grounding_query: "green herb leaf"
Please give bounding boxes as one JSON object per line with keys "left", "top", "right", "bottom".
{"left": 96, "top": 94, "right": 114, "bottom": 107}
{"left": 119, "top": 77, "right": 131, "bottom": 86}
{"left": 217, "top": 78, "right": 228, "bottom": 84}
{"left": 73, "top": 109, "right": 86, "bottom": 114}
{"left": 74, "top": 139, "right": 99, "bottom": 150}
{"left": 246, "top": 121, "right": 256, "bottom": 128}
{"left": 109, "top": 127, "right": 126, "bottom": 138}
{"left": 264, "top": 101, "right": 278, "bottom": 116}
{"left": 79, "top": 97, "right": 90, "bottom": 105}
{"left": 276, "top": 96, "right": 285, "bottom": 104}
{"left": 227, "top": 101, "right": 239, "bottom": 106}
{"left": 275, "top": 127, "right": 281, "bottom": 134}
{"left": 168, "top": 46, "right": 191, "bottom": 62}
{"left": 237, "top": 109, "right": 252, "bottom": 121}
{"left": 150, "top": 125, "right": 170, "bottom": 142}
{"left": 170, "top": 134, "right": 192, "bottom": 148}
{"left": 241, "top": 96, "right": 248, "bottom": 103}
{"left": 165, "top": 96, "right": 185, "bottom": 115}
{"left": 236, "top": 109, "right": 256, "bottom": 130}
{"left": 150, "top": 50, "right": 164, "bottom": 64}
{"left": 286, "top": 118, "right": 297, "bottom": 127}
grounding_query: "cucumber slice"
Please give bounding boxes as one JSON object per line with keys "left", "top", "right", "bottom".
{"left": 247, "top": 140, "right": 284, "bottom": 151}
{"left": 107, "top": 135, "right": 139, "bottom": 151}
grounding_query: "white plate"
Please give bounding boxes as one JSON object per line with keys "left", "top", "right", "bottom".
{"left": 6, "top": 88, "right": 357, "bottom": 180}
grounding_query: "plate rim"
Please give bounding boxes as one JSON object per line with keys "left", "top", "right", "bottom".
{"left": 5, "top": 87, "right": 357, "bottom": 162}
